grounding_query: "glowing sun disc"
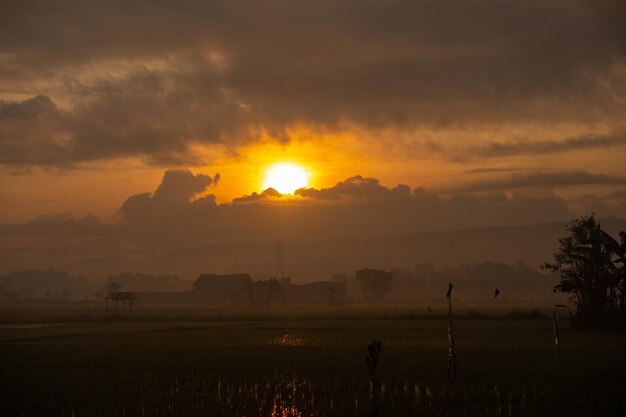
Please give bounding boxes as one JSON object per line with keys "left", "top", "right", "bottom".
{"left": 262, "top": 163, "right": 310, "bottom": 195}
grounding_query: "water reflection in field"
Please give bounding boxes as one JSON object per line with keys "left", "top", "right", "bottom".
{"left": 4, "top": 319, "right": 624, "bottom": 417}
{"left": 267, "top": 333, "right": 310, "bottom": 346}
{"left": 262, "top": 331, "right": 443, "bottom": 349}
{"left": 135, "top": 373, "right": 458, "bottom": 417}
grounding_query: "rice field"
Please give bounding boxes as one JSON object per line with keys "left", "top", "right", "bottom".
{"left": 1, "top": 306, "right": 625, "bottom": 417}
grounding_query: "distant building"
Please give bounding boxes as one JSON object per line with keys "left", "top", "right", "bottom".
{"left": 193, "top": 273, "right": 253, "bottom": 305}
{"left": 193, "top": 273, "right": 252, "bottom": 291}
{"left": 292, "top": 281, "right": 347, "bottom": 305}
{"left": 136, "top": 273, "right": 346, "bottom": 307}
{"left": 137, "top": 274, "right": 252, "bottom": 306}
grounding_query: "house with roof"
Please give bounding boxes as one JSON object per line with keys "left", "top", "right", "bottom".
{"left": 291, "top": 280, "right": 347, "bottom": 305}
{"left": 192, "top": 273, "right": 253, "bottom": 305}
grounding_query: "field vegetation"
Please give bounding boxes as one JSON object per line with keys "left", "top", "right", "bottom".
{"left": 2, "top": 304, "right": 625, "bottom": 417}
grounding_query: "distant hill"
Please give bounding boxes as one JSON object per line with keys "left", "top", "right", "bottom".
{"left": 35, "top": 216, "right": 625, "bottom": 282}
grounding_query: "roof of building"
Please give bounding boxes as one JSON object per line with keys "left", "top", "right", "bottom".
{"left": 193, "top": 273, "right": 252, "bottom": 288}
{"left": 296, "top": 280, "right": 346, "bottom": 289}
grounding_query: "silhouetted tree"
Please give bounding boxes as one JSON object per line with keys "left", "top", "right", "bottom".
{"left": 602, "top": 229, "right": 626, "bottom": 310}
{"left": 253, "top": 278, "right": 283, "bottom": 307}
{"left": 543, "top": 214, "right": 625, "bottom": 327}
{"left": 106, "top": 281, "right": 122, "bottom": 293}
{"left": 356, "top": 268, "right": 392, "bottom": 302}
{"left": 0, "top": 270, "right": 92, "bottom": 300}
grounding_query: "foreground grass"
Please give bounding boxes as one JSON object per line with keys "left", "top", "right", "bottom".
{"left": 1, "top": 308, "right": 625, "bottom": 416}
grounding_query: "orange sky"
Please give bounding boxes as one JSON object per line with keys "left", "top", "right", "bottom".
{"left": 1, "top": 125, "right": 625, "bottom": 223}
{"left": 1, "top": 0, "right": 625, "bottom": 225}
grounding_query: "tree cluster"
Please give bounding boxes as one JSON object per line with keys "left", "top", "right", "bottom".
{"left": 543, "top": 214, "right": 625, "bottom": 328}
{"left": 356, "top": 269, "right": 392, "bottom": 302}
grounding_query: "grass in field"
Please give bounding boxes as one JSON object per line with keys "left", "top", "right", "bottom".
{"left": 1, "top": 307, "right": 625, "bottom": 417}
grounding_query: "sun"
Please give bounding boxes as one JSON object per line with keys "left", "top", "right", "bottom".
{"left": 262, "top": 162, "right": 310, "bottom": 195}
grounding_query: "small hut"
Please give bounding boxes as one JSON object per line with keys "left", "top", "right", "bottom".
{"left": 104, "top": 292, "right": 136, "bottom": 311}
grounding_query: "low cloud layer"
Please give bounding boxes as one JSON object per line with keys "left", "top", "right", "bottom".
{"left": 452, "top": 171, "right": 626, "bottom": 193}
{"left": 4, "top": 169, "right": 624, "bottom": 244}
{"left": 119, "top": 169, "right": 219, "bottom": 223}
{"left": 452, "top": 133, "right": 626, "bottom": 161}
{"left": 4, "top": 169, "right": 608, "bottom": 243}
{"left": 2, "top": 168, "right": 625, "bottom": 279}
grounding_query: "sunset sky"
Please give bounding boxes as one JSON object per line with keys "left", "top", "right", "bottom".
{"left": 1, "top": 0, "right": 625, "bottom": 233}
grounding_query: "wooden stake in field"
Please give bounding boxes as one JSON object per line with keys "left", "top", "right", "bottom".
{"left": 552, "top": 304, "right": 573, "bottom": 354}
{"left": 553, "top": 310, "right": 560, "bottom": 354}
{"left": 446, "top": 282, "right": 462, "bottom": 380}
{"left": 366, "top": 340, "right": 382, "bottom": 417}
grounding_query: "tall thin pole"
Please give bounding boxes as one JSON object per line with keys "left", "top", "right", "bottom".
{"left": 366, "top": 340, "right": 382, "bottom": 417}
{"left": 447, "top": 282, "right": 461, "bottom": 380}
{"left": 553, "top": 310, "right": 560, "bottom": 354}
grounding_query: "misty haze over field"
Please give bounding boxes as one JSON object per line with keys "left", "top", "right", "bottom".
{"left": 1, "top": 0, "right": 625, "bottom": 300}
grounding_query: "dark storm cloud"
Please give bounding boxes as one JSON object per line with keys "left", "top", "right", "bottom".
{"left": 0, "top": 67, "right": 250, "bottom": 165}
{"left": 229, "top": 176, "right": 412, "bottom": 203}
{"left": 453, "top": 171, "right": 626, "bottom": 193}
{"left": 1, "top": 0, "right": 625, "bottom": 166}
{"left": 0, "top": 95, "right": 66, "bottom": 165}
{"left": 111, "top": 170, "right": 573, "bottom": 244}
{"left": 295, "top": 176, "right": 411, "bottom": 200}
{"left": 232, "top": 188, "right": 282, "bottom": 204}
{"left": 119, "top": 169, "right": 219, "bottom": 223}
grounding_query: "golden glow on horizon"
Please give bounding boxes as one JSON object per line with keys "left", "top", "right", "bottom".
{"left": 189, "top": 126, "right": 445, "bottom": 205}
{"left": 262, "top": 162, "right": 310, "bottom": 194}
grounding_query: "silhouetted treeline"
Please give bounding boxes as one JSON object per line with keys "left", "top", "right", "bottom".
{"left": 543, "top": 214, "right": 625, "bottom": 329}
{"left": 105, "top": 272, "right": 191, "bottom": 293}
{"left": 0, "top": 270, "right": 193, "bottom": 301}
{"left": 381, "top": 262, "right": 556, "bottom": 300}
{"left": 356, "top": 269, "right": 393, "bottom": 301}
{"left": 0, "top": 269, "right": 91, "bottom": 300}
